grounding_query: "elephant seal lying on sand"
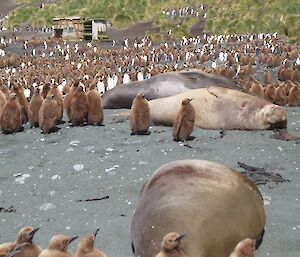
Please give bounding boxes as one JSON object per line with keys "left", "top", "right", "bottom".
{"left": 102, "top": 70, "right": 239, "bottom": 109}
{"left": 148, "top": 87, "right": 287, "bottom": 130}
{"left": 131, "top": 160, "right": 265, "bottom": 257}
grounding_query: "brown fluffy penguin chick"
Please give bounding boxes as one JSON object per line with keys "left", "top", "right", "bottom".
{"left": 69, "top": 86, "right": 88, "bottom": 126}
{"left": 86, "top": 86, "right": 104, "bottom": 126}
{"left": 130, "top": 92, "right": 150, "bottom": 135}
{"left": 41, "top": 83, "right": 51, "bottom": 99}
{"left": 39, "top": 235, "right": 78, "bottom": 257}
{"left": 229, "top": 238, "right": 257, "bottom": 257}
{"left": 0, "top": 90, "right": 7, "bottom": 119}
{"left": 263, "top": 70, "right": 272, "bottom": 84}
{"left": 155, "top": 233, "right": 187, "bottom": 257}
{"left": 263, "top": 85, "right": 275, "bottom": 103}
{"left": 74, "top": 229, "right": 107, "bottom": 257}
{"left": 0, "top": 84, "right": 10, "bottom": 100}
{"left": 0, "top": 243, "right": 30, "bottom": 257}
{"left": 273, "top": 84, "right": 287, "bottom": 106}
{"left": 47, "top": 85, "right": 63, "bottom": 124}
{"left": 172, "top": 98, "right": 195, "bottom": 142}
{"left": 287, "top": 85, "right": 300, "bottom": 106}
{"left": 11, "top": 84, "right": 28, "bottom": 124}
{"left": 39, "top": 94, "right": 59, "bottom": 134}
{"left": 28, "top": 89, "right": 44, "bottom": 127}
{"left": 64, "top": 79, "right": 80, "bottom": 120}
{"left": 248, "top": 82, "right": 264, "bottom": 98}
{"left": 0, "top": 244, "right": 17, "bottom": 257}
{"left": 13, "top": 227, "right": 42, "bottom": 257}
{"left": 0, "top": 93, "right": 23, "bottom": 134}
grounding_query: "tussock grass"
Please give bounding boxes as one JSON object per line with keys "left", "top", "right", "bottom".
{"left": 6, "top": 0, "right": 300, "bottom": 42}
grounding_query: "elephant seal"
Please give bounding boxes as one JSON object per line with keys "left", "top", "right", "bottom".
{"left": 131, "top": 160, "right": 265, "bottom": 257}
{"left": 102, "top": 70, "right": 239, "bottom": 109}
{"left": 148, "top": 86, "right": 287, "bottom": 130}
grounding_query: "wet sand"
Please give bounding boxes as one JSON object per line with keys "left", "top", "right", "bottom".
{"left": 0, "top": 107, "right": 299, "bottom": 257}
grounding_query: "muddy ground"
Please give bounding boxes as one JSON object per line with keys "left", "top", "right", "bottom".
{"left": 0, "top": 107, "right": 299, "bottom": 257}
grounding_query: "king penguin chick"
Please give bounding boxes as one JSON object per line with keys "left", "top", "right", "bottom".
{"left": 0, "top": 93, "right": 23, "bottom": 134}
{"left": 13, "top": 227, "right": 42, "bottom": 257}
{"left": 39, "top": 235, "right": 78, "bottom": 257}
{"left": 47, "top": 84, "right": 63, "bottom": 124}
{"left": 155, "top": 233, "right": 187, "bottom": 257}
{"left": 0, "top": 244, "right": 17, "bottom": 257}
{"left": 130, "top": 92, "right": 150, "bottom": 135}
{"left": 86, "top": 85, "right": 104, "bottom": 126}
{"left": 172, "top": 98, "right": 195, "bottom": 142}
{"left": 28, "top": 89, "right": 44, "bottom": 127}
{"left": 39, "top": 94, "right": 59, "bottom": 134}
{"left": 69, "top": 85, "right": 88, "bottom": 126}
{"left": 74, "top": 229, "right": 107, "bottom": 257}
{"left": 0, "top": 243, "right": 31, "bottom": 257}
{"left": 11, "top": 84, "right": 28, "bottom": 124}
{"left": 229, "top": 238, "right": 257, "bottom": 257}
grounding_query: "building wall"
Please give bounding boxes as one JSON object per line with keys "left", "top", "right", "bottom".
{"left": 92, "top": 21, "right": 106, "bottom": 40}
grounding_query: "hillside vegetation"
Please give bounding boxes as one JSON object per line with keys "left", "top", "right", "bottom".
{"left": 6, "top": 0, "right": 300, "bottom": 42}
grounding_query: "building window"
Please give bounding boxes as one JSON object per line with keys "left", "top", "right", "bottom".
{"left": 68, "top": 27, "right": 74, "bottom": 33}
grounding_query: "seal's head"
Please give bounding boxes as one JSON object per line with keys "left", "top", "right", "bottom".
{"left": 161, "top": 232, "right": 185, "bottom": 251}
{"left": 261, "top": 104, "right": 287, "bottom": 129}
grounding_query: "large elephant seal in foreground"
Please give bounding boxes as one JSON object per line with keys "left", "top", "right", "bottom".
{"left": 148, "top": 86, "right": 287, "bottom": 130}
{"left": 131, "top": 160, "right": 265, "bottom": 257}
{"left": 102, "top": 70, "right": 239, "bottom": 109}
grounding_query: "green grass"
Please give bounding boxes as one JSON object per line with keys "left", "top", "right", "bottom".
{"left": 5, "top": 0, "right": 300, "bottom": 42}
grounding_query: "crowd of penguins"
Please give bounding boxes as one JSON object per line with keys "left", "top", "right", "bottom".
{"left": 0, "top": 29, "right": 294, "bottom": 257}
{"left": 0, "top": 226, "right": 258, "bottom": 257}
{"left": 0, "top": 30, "right": 299, "bottom": 136}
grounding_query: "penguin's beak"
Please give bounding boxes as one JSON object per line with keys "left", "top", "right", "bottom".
{"left": 67, "top": 236, "right": 78, "bottom": 245}
{"left": 188, "top": 99, "right": 193, "bottom": 103}
{"left": 29, "top": 227, "right": 39, "bottom": 237}
{"left": 93, "top": 228, "right": 100, "bottom": 239}
{"left": 175, "top": 234, "right": 185, "bottom": 242}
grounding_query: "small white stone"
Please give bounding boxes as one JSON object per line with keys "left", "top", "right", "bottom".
{"left": 66, "top": 147, "right": 74, "bottom": 153}
{"left": 51, "top": 175, "right": 60, "bottom": 180}
{"left": 139, "top": 161, "right": 148, "bottom": 165}
{"left": 70, "top": 140, "right": 80, "bottom": 146}
{"left": 73, "top": 164, "right": 84, "bottom": 171}
{"left": 49, "top": 191, "right": 56, "bottom": 197}
{"left": 39, "top": 203, "right": 56, "bottom": 211}
{"left": 15, "top": 174, "right": 30, "bottom": 184}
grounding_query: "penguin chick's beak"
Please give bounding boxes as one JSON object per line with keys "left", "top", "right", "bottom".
{"left": 175, "top": 234, "right": 186, "bottom": 242}
{"left": 67, "top": 236, "right": 78, "bottom": 245}
{"left": 93, "top": 228, "right": 100, "bottom": 239}
{"left": 28, "top": 227, "right": 40, "bottom": 237}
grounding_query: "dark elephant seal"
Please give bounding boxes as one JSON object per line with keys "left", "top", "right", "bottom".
{"left": 131, "top": 160, "right": 265, "bottom": 257}
{"left": 148, "top": 86, "right": 287, "bottom": 130}
{"left": 102, "top": 70, "right": 239, "bottom": 109}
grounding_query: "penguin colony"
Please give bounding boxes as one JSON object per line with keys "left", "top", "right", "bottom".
{"left": 0, "top": 31, "right": 299, "bottom": 135}
{"left": 0, "top": 8, "right": 299, "bottom": 257}
{"left": 0, "top": 227, "right": 257, "bottom": 257}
